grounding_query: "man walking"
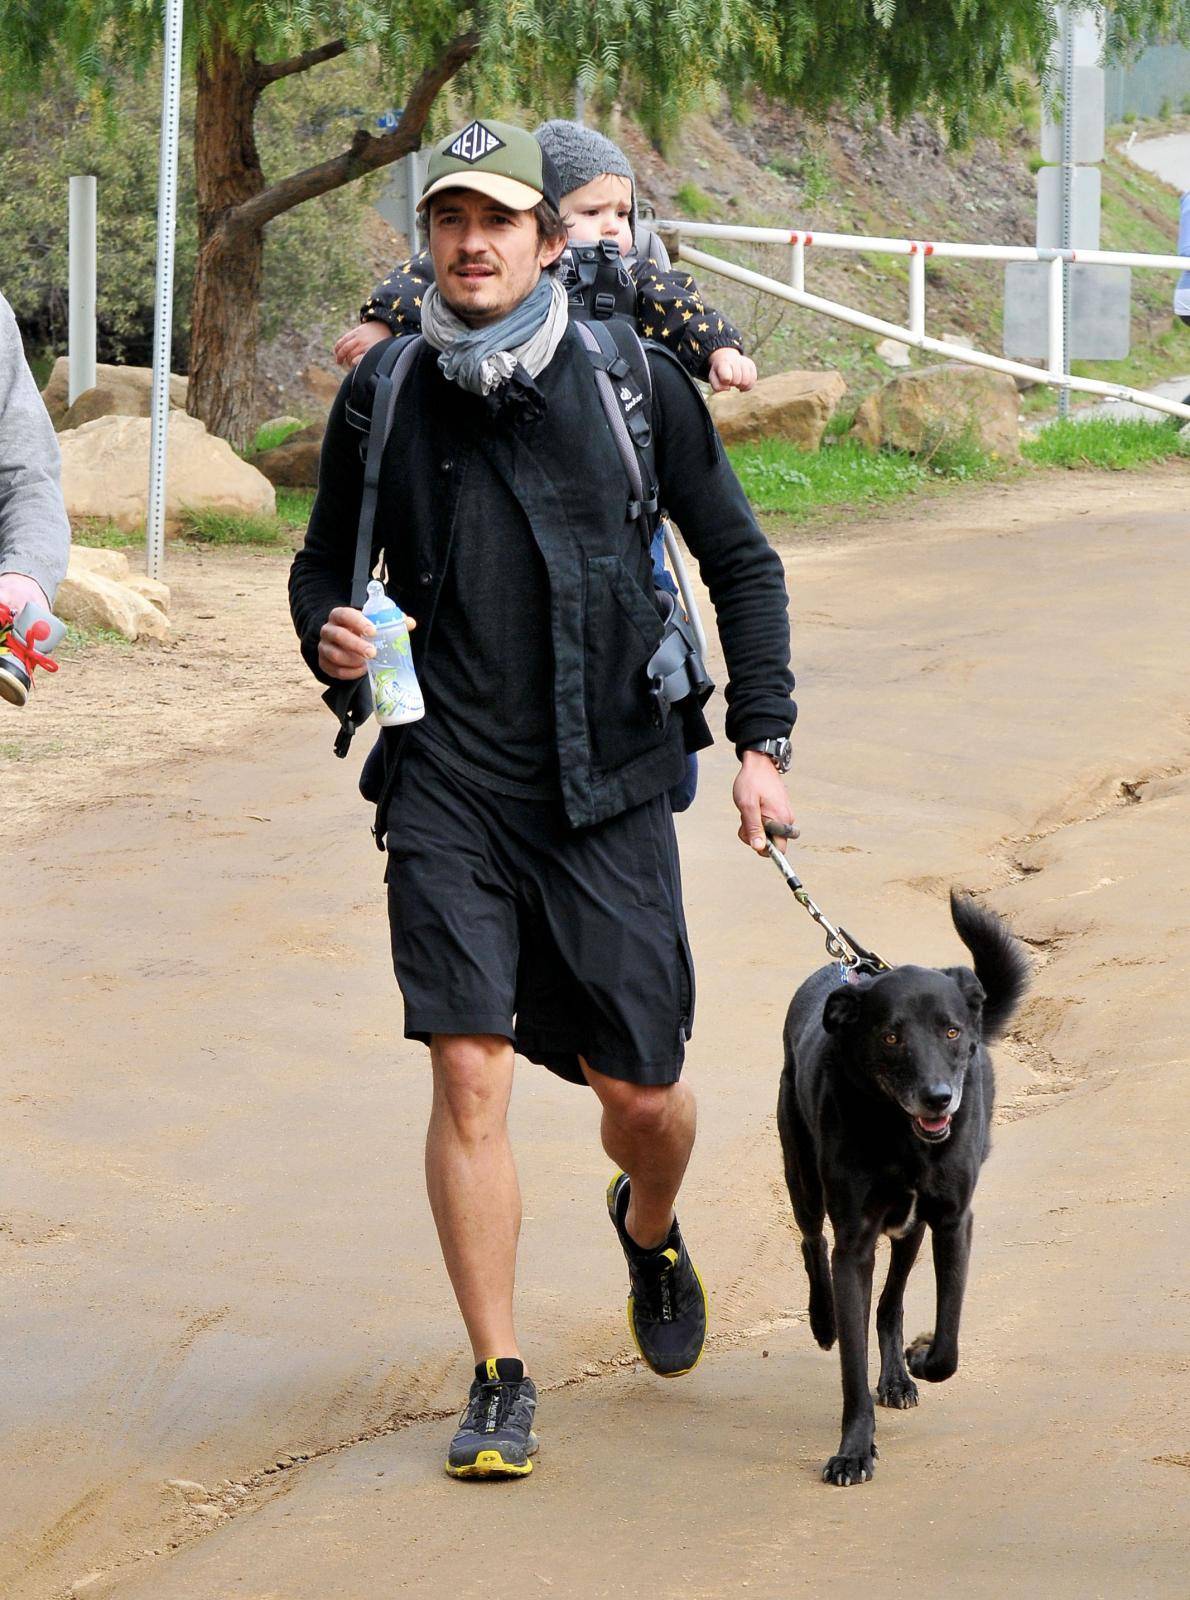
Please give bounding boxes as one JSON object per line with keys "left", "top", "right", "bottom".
{"left": 290, "top": 118, "right": 795, "bottom": 1478}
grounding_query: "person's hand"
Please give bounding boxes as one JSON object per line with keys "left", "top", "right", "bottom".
{"left": 708, "top": 348, "right": 758, "bottom": 393}
{"left": 333, "top": 320, "right": 394, "bottom": 369}
{"left": 318, "top": 605, "right": 415, "bottom": 680}
{"left": 733, "top": 750, "right": 796, "bottom": 854}
{"left": 0, "top": 572, "right": 50, "bottom": 618}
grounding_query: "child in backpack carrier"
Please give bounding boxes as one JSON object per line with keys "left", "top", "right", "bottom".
{"left": 332, "top": 119, "right": 758, "bottom": 395}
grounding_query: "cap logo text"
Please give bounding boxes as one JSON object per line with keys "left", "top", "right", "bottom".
{"left": 448, "top": 121, "right": 505, "bottom": 164}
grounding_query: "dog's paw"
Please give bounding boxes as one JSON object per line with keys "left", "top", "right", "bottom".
{"left": 822, "top": 1448, "right": 877, "bottom": 1487}
{"left": 905, "top": 1332, "right": 958, "bottom": 1383}
{"left": 876, "top": 1374, "right": 919, "bottom": 1409}
{"left": 809, "top": 1308, "right": 837, "bottom": 1351}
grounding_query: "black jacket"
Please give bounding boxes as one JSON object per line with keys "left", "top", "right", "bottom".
{"left": 289, "top": 324, "right": 795, "bottom": 830}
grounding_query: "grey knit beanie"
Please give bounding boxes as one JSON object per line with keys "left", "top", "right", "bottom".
{"left": 534, "top": 119, "right": 636, "bottom": 237}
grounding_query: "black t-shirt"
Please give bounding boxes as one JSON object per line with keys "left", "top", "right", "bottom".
{"left": 409, "top": 409, "right": 557, "bottom": 799}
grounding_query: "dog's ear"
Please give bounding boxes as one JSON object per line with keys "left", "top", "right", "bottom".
{"left": 822, "top": 985, "right": 863, "bottom": 1034}
{"left": 943, "top": 966, "right": 986, "bottom": 1020}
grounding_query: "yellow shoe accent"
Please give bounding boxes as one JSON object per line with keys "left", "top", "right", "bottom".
{"left": 484, "top": 1357, "right": 500, "bottom": 1381}
{"left": 446, "top": 1449, "right": 534, "bottom": 1480}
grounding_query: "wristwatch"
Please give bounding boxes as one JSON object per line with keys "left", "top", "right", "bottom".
{"left": 742, "top": 736, "right": 793, "bottom": 774}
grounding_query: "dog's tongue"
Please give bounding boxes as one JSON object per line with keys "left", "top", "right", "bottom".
{"left": 916, "top": 1114, "right": 951, "bottom": 1133}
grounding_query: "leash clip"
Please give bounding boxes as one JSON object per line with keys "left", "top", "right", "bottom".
{"left": 762, "top": 821, "right": 892, "bottom": 976}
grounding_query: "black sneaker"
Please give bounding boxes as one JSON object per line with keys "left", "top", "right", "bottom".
{"left": 445, "top": 1358, "right": 539, "bottom": 1479}
{"left": 607, "top": 1171, "right": 707, "bottom": 1377}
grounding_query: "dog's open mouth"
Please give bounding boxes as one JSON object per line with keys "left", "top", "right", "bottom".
{"left": 912, "top": 1114, "right": 952, "bottom": 1143}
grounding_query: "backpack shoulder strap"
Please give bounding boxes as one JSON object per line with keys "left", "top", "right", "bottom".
{"left": 326, "top": 333, "right": 422, "bottom": 758}
{"left": 573, "top": 319, "right": 657, "bottom": 530}
{"left": 346, "top": 333, "right": 421, "bottom": 611}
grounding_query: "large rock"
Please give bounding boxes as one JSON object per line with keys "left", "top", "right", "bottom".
{"left": 124, "top": 573, "right": 171, "bottom": 614}
{"left": 253, "top": 422, "right": 324, "bottom": 488}
{"left": 58, "top": 411, "right": 275, "bottom": 535}
{"left": 42, "top": 361, "right": 188, "bottom": 429}
{"left": 55, "top": 569, "right": 170, "bottom": 642}
{"left": 851, "top": 362, "right": 1021, "bottom": 463}
{"left": 297, "top": 365, "right": 343, "bottom": 410}
{"left": 66, "top": 545, "right": 131, "bottom": 583}
{"left": 708, "top": 369, "right": 847, "bottom": 450}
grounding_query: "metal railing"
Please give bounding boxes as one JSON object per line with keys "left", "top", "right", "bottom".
{"left": 656, "top": 219, "right": 1190, "bottom": 422}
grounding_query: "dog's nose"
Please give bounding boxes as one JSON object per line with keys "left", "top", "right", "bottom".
{"left": 922, "top": 1084, "right": 953, "bottom": 1113}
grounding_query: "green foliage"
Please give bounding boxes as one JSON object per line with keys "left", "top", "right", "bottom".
{"left": 3, "top": 2, "right": 1189, "bottom": 151}
{"left": 62, "top": 621, "right": 135, "bottom": 651}
{"left": 244, "top": 418, "right": 307, "bottom": 456}
{"left": 178, "top": 487, "right": 313, "bottom": 544}
{"left": 71, "top": 520, "right": 143, "bottom": 547}
{"left": 1022, "top": 417, "right": 1190, "bottom": 471}
{"left": 275, "top": 487, "right": 316, "bottom": 528}
{"left": 674, "top": 182, "right": 716, "bottom": 220}
{"left": 178, "top": 506, "right": 295, "bottom": 545}
{"left": 727, "top": 437, "right": 984, "bottom": 516}
{"left": 0, "top": 51, "right": 384, "bottom": 364}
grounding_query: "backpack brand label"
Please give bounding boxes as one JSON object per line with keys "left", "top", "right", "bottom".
{"left": 447, "top": 121, "right": 506, "bottom": 164}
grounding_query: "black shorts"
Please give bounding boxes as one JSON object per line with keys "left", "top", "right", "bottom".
{"left": 384, "top": 742, "right": 695, "bottom": 1085}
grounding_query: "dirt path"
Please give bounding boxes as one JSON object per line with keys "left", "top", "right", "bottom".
{"left": 3, "top": 469, "right": 1188, "bottom": 1599}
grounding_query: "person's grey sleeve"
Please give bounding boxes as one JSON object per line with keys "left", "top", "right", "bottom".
{"left": 0, "top": 294, "right": 71, "bottom": 603}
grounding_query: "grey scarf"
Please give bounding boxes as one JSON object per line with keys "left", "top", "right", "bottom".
{"left": 420, "top": 274, "right": 569, "bottom": 396}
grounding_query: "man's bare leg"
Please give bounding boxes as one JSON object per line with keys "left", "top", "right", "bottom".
{"left": 426, "top": 1033, "right": 521, "bottom": 1361}
{"left": 580, "top": 1060, "right": 697, "bottom": 1248}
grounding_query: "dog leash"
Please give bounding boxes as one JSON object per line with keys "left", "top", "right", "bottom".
{"left": 762, "top": 821, "right": 892, "bottom": 979}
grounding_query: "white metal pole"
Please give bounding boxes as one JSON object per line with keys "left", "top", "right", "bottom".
{"left": 68, "top": 176, "right": 97, "bottom": 405}
{"left": 791, "top": 237, "right": 805, "bottom": 292}
{"left": 1058, "top": 3, "right": 1075, "bottom": 418}
{"left": 1047, "top": 252, "right": 1066, "bottom": 381}
{"left": 146, "top": 0, "right": 185, "bottom": 583}
{"left": 404, "top": 151, "right": 420, "bottom": 251}
{"left": 908, "top": 248, "right": 926, "bottom": 340}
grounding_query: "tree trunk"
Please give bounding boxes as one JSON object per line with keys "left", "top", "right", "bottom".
{"left": 188, "top": 37, "right": 266, "bottom": 447}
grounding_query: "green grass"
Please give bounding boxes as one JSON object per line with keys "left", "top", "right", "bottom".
{"left": 275, "top": 487, "right": 315, "bottom": 528}
{"left": 71, "top": 519, "right": 142, "bottom": 547}
{"left": 60, "top": 622, "right": 135, "bottom": 653}
{"left": 178, "top": 487, "right": 314, "bottom": 546}
{"left": 674, "top": 181, "right": 717, "bottom": 221}
{"left": 726, "top": 436, "right": 990, "bottom": 516}
{"left": 243, "top": 418, "right": 307, "bottom": 456}
{"left": 1022, "top": 416, "right": 1190, "bottom": 471}
{"left": 178, "top": 506, "right": 294, "bottom": 546}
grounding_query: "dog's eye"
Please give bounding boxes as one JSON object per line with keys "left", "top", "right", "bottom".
{"left": 882, "top": 1031, "right": 899, "bottom": 1047}
{"left": 946, "top": 1027, "right": 960, "bottom": 1039}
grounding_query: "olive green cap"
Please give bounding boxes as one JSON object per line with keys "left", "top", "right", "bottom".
{"left": 418, "top": 118, "right": 562, "bottom": 213}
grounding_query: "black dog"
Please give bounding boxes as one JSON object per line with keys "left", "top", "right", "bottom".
{"left": 778, "top": 889, "right": 1029, "bottom": 1486}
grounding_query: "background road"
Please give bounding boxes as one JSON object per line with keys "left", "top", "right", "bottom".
{"left": 4, "top": 471, "right": 1188, "bottom": 1598}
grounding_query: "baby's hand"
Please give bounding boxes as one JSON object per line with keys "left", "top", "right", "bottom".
{"left": 333, "top": 320, "right": 395, "bottom": 369}
{"left": 708, "top": 348, "right": 758, "bottom": 393}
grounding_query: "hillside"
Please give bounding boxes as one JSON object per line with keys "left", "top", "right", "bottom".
{"left": 620, "top": 99, "right": 1188, "bottom": 406}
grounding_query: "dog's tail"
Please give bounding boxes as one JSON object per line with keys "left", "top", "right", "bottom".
{"left": 950, "top": 889, "right": 1030, "bottom": 1041}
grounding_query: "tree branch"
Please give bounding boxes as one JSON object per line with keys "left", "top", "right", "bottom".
{"left": 257, "top": 39, "right": 348, "bottom": 88}
{"left": 226, "top": 31, "right": 481, "bottom": 237}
